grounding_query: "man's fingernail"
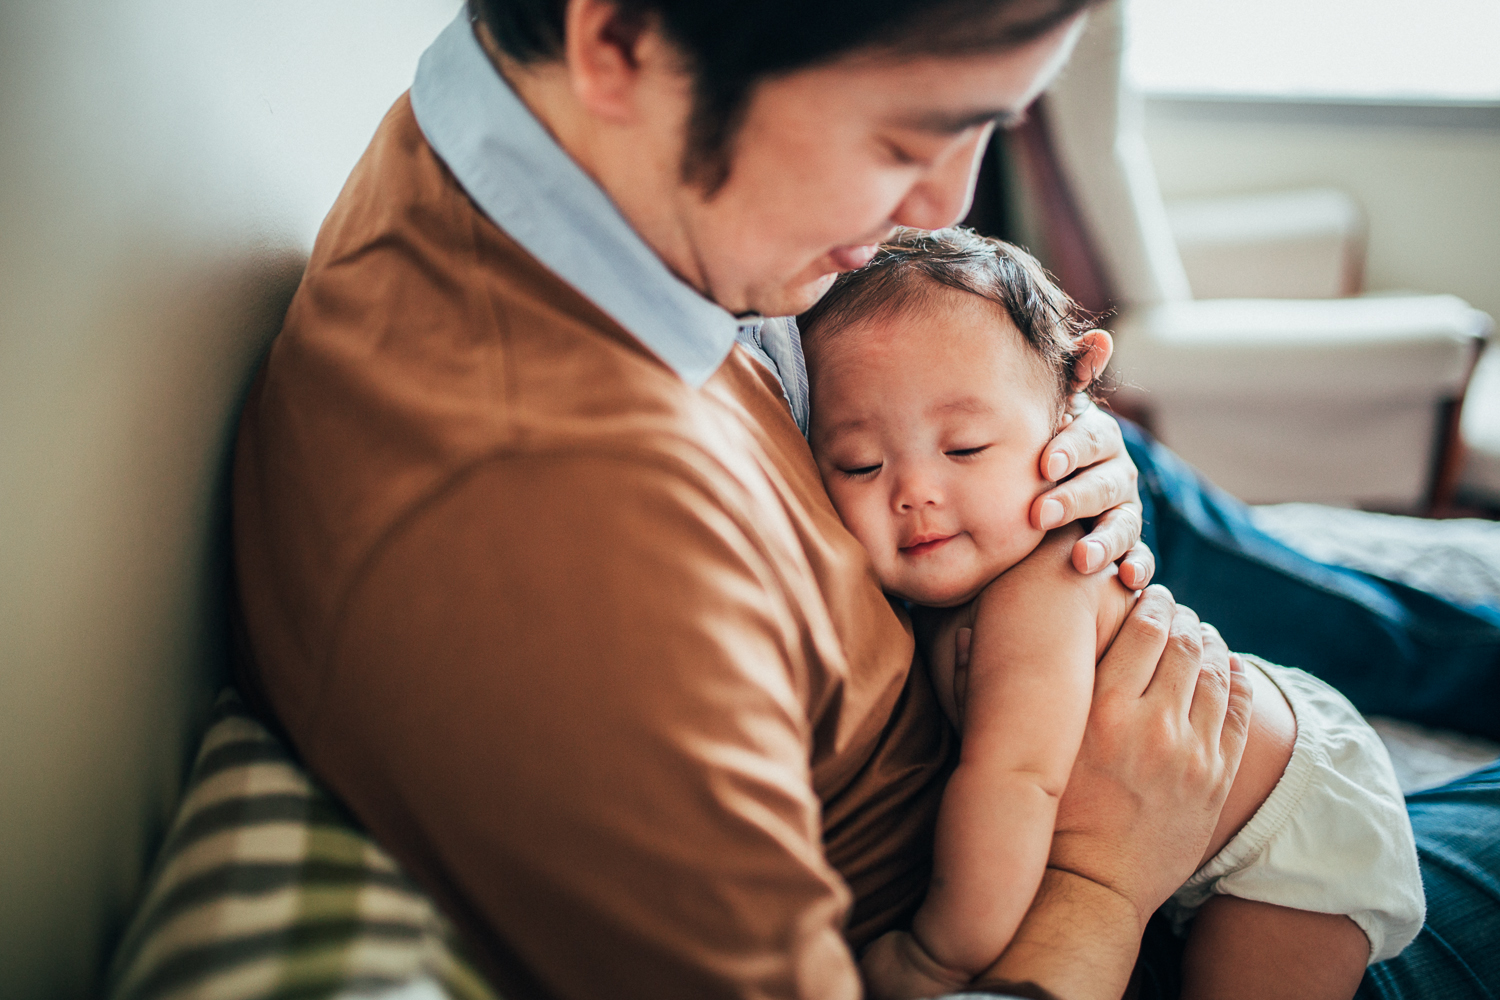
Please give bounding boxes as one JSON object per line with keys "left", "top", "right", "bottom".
{"left": 1084, "top": 540, "right": 1105, "bottom": 572}
{"left": 1039, "top": 498, "right": 1065, "bottom": 528}
{"left": 1045, "top": 452, "right": 1070, "bottom": 481}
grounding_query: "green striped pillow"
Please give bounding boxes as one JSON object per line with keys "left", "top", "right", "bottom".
{"left": 107, "top": 690, "right": 499, "bottom": 1000}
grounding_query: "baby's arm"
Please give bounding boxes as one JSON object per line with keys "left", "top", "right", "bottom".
{"left": 863, "top": 528, "right": 1128, "bottom": 999}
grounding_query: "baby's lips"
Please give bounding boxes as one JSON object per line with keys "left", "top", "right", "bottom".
{"left": 899, "top": 533, "right": 956, "bottom": 556}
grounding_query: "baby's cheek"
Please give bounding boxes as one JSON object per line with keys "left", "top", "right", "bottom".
{"left": 825, "top": 485, "right": 882, "bottom": 553}
{"left": 984, "top": 521, "right": 1048, "bottom": 580}
{"left": 818, "top": 476, "right": 852, "bottom": 524}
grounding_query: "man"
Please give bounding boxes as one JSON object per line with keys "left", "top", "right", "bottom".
{"left": 232, "top": 1, "right": 1500, "bottom": 997}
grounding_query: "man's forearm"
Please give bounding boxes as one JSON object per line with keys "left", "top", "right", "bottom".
{"left": 969, "top": 868, "right": 1143, "bottom": 1000}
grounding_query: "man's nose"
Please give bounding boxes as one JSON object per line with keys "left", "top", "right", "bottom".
{"left": 889, "top": 125, "right": 992, "bottom": 231}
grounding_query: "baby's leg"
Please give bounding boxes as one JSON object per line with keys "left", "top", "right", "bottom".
{"left": 1194, "top": 660, "right": 1297, "bottom": 868}
{"left": 1178, "top": 665, "right": 1367, "bottom": 999}
{"left": 1182, "top": 897, "right": 1368, "bottom": 1000}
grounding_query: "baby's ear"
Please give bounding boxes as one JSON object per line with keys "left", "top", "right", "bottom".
{"left": 1071, "top": 329, "right": 1114, "bottom": 393}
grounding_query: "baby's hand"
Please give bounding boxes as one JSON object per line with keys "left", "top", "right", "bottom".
{"left": 912, "top": 602, "right": 979, "bottom": 729}
{"left": 1091, "top": 556, "right": 1140, "bottom": 661}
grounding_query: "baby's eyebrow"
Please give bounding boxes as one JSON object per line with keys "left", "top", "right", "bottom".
{"left": 931, "top": 396, "right": 995, "bottom": 417}
{"left": 819, "top": 416, "right": 871, "bottom": 439}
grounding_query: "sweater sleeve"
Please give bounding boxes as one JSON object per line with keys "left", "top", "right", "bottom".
{"left": 302, "top": 446, "right": 862, "bottom": 1000}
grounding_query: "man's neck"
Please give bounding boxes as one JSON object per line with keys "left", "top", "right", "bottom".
{"left": 474, "top": 23, "right": 589, "bottom": 175}
{"left": 471, "top": 21, "right": 710, "bottom": 304}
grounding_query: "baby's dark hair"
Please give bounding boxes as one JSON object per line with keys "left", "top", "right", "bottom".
{"left": 799, "top": 227, "right": 1109, "bottom": 407}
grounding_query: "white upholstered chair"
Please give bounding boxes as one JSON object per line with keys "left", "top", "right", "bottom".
{"left": 1458, "top": 344, "right": 1500, "bottom": 508}
{"left": 1034, "top": 0, "right": 1492, "bottom": 508}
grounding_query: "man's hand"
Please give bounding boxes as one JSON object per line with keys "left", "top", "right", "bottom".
{"left": 1047, "top": 585, "right": 1254, "bottom": 929}
{"left": 1031, "top": 400, "right": 1153, "bottom": 590}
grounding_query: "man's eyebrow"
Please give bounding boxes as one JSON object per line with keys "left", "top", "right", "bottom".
{"left": 894, "top": 106, "right": 1025, "bottom": 135}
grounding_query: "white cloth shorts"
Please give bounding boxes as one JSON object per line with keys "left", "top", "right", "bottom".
{"left": 1161, "top": 656, "right": 1425, "bottom": 963}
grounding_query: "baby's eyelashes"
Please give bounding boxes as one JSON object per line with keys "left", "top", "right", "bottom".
{"left": 944, "top": 445, "right": 991, "bottom": 459}
{"left": 838, "top": 463, "right": 883, "bottom": 478}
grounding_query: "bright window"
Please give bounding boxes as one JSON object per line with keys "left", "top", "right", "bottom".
{"left": 1126, "top": 0, "right": 1500, "bottom": 103}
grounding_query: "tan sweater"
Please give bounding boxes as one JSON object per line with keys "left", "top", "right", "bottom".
{"left": 232, "top": 94, "right": 952, "bottom": 1000}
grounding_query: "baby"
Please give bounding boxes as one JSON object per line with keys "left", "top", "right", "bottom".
{"left": 800, "top": 228, "right": 1424, "bottom": 1000}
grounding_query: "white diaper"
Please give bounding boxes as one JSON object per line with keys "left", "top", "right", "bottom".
{"left": 1161, "top": 656, "right": 1425, "bottom": 964}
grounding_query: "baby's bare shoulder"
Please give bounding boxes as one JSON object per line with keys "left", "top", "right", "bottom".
{"left": 976, "top": 525, "right": 1095, "bottom": 606}
{"left": 974, "top": 526, "right": 1138, "bottom": 660}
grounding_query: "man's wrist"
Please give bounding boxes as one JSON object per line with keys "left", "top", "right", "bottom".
{"left": 952, "top": 982, "right": 1066, "bottom": 1000}
{"left": 974, "top": 868, "right": 1144, "bottom": 1000}
{"left": 948, "top": 983, "right": 1068, "bottom": 1000}
{"left": 1040, "top": 863, "right": 1149, "bottom": 935}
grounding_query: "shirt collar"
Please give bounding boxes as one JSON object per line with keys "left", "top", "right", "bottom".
{"left": 410, "top": 13, "right": 739, "bottom": 388}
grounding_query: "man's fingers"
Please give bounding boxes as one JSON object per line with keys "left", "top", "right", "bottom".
{"left": 1095, "top": 584, "right": 1175, "bottom": 699}
{"left": 1118, "top": 540, "right": 1155, "bottom": 590}
{"left": 1033, "top": 453, "right": 1134, "bottom": 531}
{"left": 1187, "top": 623, "right": 1233, "bottom": 743}
{"left": 1142, "top": 603, "right": 1204, "bottom": 711}
{"left": 1219, "top": 653, "right": 1254, "bottom": 774}
{"left": 1070, "top": 504, "right": 1144, "bottom": 574}
{"left": 1039, "top": 400, "right": 1120, "bottom": 485}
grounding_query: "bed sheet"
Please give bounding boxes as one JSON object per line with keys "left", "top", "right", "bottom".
{"left": 1250, "top": 503, "right": 1500, "bottom": 791}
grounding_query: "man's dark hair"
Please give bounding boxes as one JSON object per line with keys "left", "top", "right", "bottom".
{"left": 799, "top": 227, "right": 1109, "bottom": 407}
{"left": 469, "top": 0, "right": 1098, "bottom": 191}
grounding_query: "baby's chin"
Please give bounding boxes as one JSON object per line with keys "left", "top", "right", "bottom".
{"left": 888, "top": 574, "right": 990, "bottom": 609}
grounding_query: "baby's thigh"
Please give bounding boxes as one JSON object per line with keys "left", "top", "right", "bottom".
{"left": 1170, "top": 658, "right": 1424, "bottom": 968}
{"left": 1203, "top": 662, "right": 1296, "bottom": 863}
{"left": 1183, "top": 897, "right": 1368, "bottom": 1000}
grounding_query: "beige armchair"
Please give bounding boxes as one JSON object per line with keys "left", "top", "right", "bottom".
{"left": 1458, "top": 343, "right": 1500, "bottom": 508}
{"left": 1033, "top": 0, "right": 1491, "bottom": 508}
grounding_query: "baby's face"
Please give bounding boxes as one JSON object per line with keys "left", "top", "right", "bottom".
{"left": 809, "top": 286, "right": 1060, "bottom": 607}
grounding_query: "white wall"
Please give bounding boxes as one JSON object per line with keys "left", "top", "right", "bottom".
{"left": 1142, "top": 104, "right": 1500, "bottom": 323}
{"left": 0, "top": 2, "right": 458, "bottom": 995}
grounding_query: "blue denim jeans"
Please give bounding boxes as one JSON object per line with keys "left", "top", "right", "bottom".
{"left": 1115, "top": 422, "right": 1500, "bottom": 998}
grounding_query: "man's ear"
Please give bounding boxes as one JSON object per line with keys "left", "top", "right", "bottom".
{"left": 562, "top": 0, "right": 662, "bottom": 122}
{"left": 1072, "top": 329, "right": 1114, "bottom": 392}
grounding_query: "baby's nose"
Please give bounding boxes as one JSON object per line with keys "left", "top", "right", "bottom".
{"left": 894, "top": 471, "right": 943, "bottom": 510}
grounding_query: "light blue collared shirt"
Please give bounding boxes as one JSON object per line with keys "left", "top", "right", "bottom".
{"left": 410, "top": 13, "right": 809, "bottom": 433}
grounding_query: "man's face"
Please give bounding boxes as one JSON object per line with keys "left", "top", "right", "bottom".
{"left": 662, "top": 19, "right": 1085, "bottom": 317}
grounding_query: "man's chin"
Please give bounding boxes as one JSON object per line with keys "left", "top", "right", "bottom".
{"left": 747, "top": 271, "right": 841, "bottom": 319}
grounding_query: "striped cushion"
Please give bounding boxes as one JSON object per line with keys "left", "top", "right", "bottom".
{"left": 107, "top": 690, "right": 499, "bottom": 1000}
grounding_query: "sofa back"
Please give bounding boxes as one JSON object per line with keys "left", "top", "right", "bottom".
{"left": 0, "top": 3, "right": 456, "bottom": 994}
